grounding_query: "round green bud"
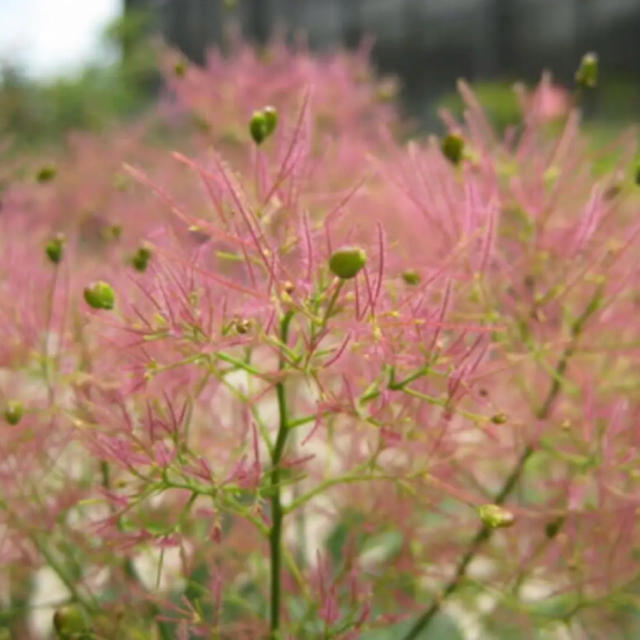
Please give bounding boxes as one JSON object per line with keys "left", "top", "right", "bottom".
{"left": 4, "top": 400, "right": 24, "bottom": 426}
{"left": 53, "top": 604, "right": 88, "bottom": 637}
{"left": 490, "top": 412, "right": 507, "bottom": 424}
{"left": 262, "top": 105, "right": 278, "bottom": 137}
{"left": 84, "top": 281, "right": 115, "bottom": 310}
{"left": 402, "top": 269, "right": 421, "bottom": 286}
{"left": 477, "top": 503, "right": 515, "bottom": 529}
{"left": 36, "top": 165, "right": 57, "bottom": 183}
{"left": 329, "top": 246, "right": 367, "bottom": 279}
{"left": 249, "top": 106, "right": 279, "bottom": 145}
{"left": 441, "top": 133, "right": 464, "bottom": 165}
{"left": 249, "top": 110, "right": 268, "bottom": 145}
{"left": 174, "top": 60, "right": 187, "bottom": 77}
{"left": 575, "top": 52, "right": 598, "bottom": 89}
{"left": 545, "top": 517, "right": 564, "bottom": 539}
{"left": 234, "top": 318, "right": 251, "bottom": 335}
{"left": 46, "top": 233, "right": 66, "bottom": 264}
{"left": 131, "top": 245, "right": 152, "bottom": 272}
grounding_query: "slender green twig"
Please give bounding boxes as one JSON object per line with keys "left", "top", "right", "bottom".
{"left": 269, "top": 311, "right": 294, "bottom": 638}
{"left": 43, "top": 262, "right": 61, "bottom": 405}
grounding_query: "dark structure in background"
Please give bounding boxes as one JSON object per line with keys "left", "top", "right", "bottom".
{"left": 125, "top": 0, "right": 640, "bottom": 123}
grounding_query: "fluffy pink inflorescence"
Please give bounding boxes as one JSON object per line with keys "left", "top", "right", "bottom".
{"left": 2, "top": 38, "right": 640, "bottom": 638}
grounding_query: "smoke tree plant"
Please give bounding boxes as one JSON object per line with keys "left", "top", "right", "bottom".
{"left": 2, "top": 40, "right": 640, "bottom": 640}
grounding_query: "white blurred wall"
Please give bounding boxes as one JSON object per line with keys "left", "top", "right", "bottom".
{"left": 0, "top": 0, "right": 120, "bottom": 78}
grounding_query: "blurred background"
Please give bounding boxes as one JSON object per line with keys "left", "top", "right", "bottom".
{"left": 2, "top": 0, "right": 640, "bottom": 148}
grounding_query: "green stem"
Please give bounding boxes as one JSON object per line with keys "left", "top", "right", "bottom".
{"left": 285, "top": 467, "right": 387, "bottom": 515}
{"left": 536, "top": 283, "right": 603, "bottom": 420}
{"left": 309, "top": 280, "right": 344, "bottom": 354}
{"left": 43, "top": 263, "right": 60, "bottom": 405}
{"left": 269, "top": 311, "right": 294, "bottom": 638}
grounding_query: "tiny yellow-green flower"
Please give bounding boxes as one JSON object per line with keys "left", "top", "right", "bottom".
{"left": 477, "top": 503, "right": 515, "bottom": 529}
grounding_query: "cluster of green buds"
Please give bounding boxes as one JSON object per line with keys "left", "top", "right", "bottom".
{"left": 4, "top": 400, "right": 24, "bottom": 426}
{"left": 84, "top": 281, "right": 115, "bottom": 310}
{"left": 131, "top": 244, "right": 152, "bottom": 272}
{"left": 46, "top": 233, "right": 66, "bottom": 264}
{"left": 329, "top": 246, "right": 367, "bottom": 279}
{"left": 477, "top": 503, "right": 515, "bottom": 529}
{"left": 249, "top": 106, "right": 278, "bottom": 145}
{"left": 575, "top": 51, "right": 598, "bottom": 89}
{"left": 441, "top": 133, "right": 464, "bottom": 166}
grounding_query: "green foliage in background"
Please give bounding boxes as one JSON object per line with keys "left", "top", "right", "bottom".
{"left": 436, "top": 76, "right": 640, "bottom": 135}
{"left": 437, "top": 81, "right": 521, "bottom": 132}
{"left": 0, "top": 11, "right": 158, "bottom": 152}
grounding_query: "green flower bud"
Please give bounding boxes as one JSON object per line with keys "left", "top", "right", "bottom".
{"left": 36, "top": 165, "right": 57, "bottom": 183}
{"left": 84, "top": 281, "right": 115, "bottom": 310}
{"left": 490, "top": 412, "right": 507, "bottom": 424}
{"left": 441, "top": 133, "right": 464, "bottom": 165}
{"left": 545, "top": 517, "right": 564, "bottom": 539}
{"left": 46, "top": 233, "right": 66, "bottom": 264}
{"left": 249, "top": 110, "right": 268, "bottom": 145}
{"left": 131, "top": 245, "right": 152, "bottom": 272}
{"left": 249, "top": 106, "right": 278, "bottom": 145}
{"left": 104, "top": 224, "right": 123, "bottom": 241}
{"left": 262, "top": 105, "right": 278, "bottom": 137}
{"left": 174, "top": 59, "right": 187, "bottom": 77}
{"left": 282, "top": 280, "right": 295, "bottom": 295}
{"left": 234, "top": 318, "right": 252, "bottom": 335}
{"left": 53, "top": 604, "right": 88, "bottom": 638}
{"left": 192, "top": 112, "right": 211, "bottom": 133}
{"left": 575, "top": 52, "right": 598, "bottom": 89}
{"left": 477, "top": 503, "right": 515, "bottom": 529}
{"left": 329, "top": 246, "right": 367, "bottom": 279}
{"left": 402, "top": 269, "right": 421, "bottom": 286}
{"left": 4, "top": 400, "right": 24, "bottom": 426}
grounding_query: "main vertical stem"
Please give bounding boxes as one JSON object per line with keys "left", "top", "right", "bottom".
{"left": 269, "top": 311, "right": 293, "bottom": 638}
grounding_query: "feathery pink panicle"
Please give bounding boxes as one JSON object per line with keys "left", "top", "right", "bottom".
{"left": 3, "top": 37, "right": 640, "bottom": 638}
